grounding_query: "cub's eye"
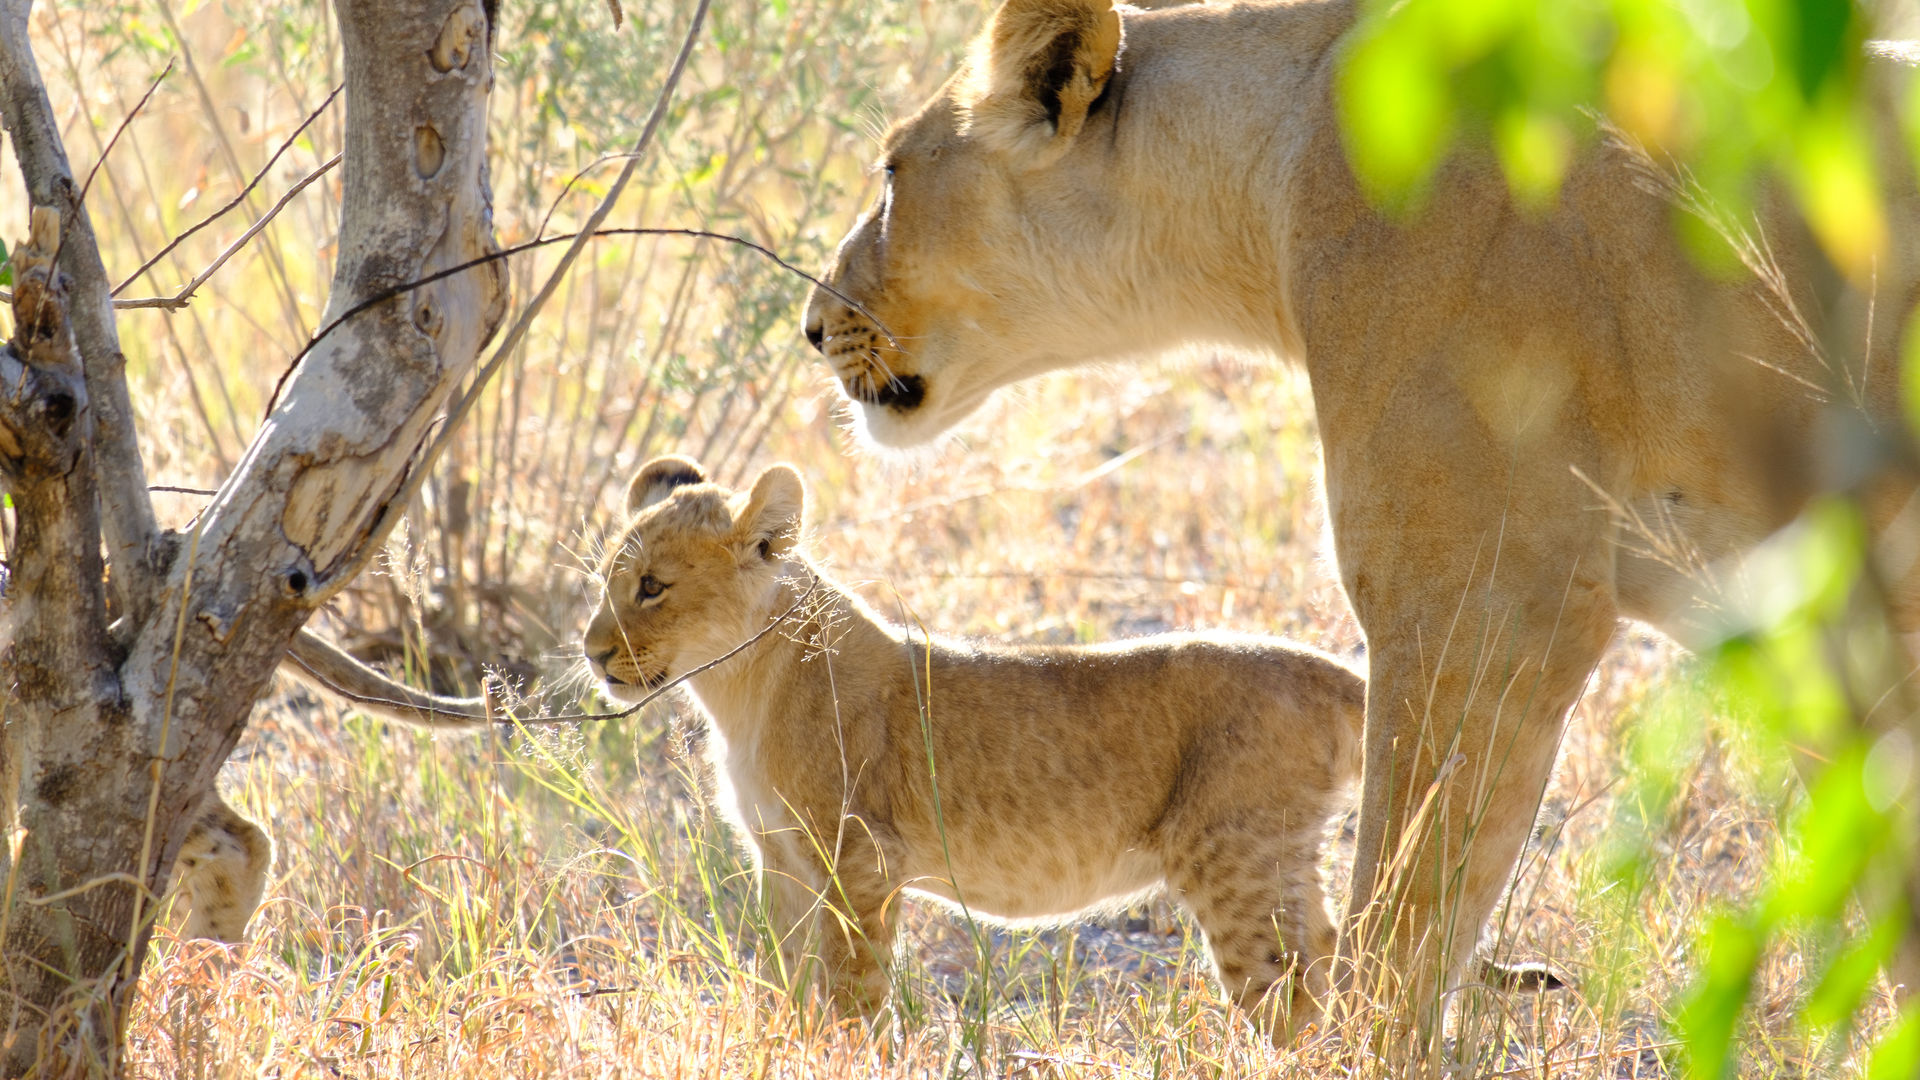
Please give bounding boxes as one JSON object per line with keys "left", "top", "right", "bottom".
{"left": 637, "top": 574, "right": 667, "bottom": 600}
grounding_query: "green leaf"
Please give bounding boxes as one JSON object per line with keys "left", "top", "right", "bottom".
{"left": 1868, "top": 1002, "right": 1920, "bottom": 1080}
{"left": 1679, "top": 914, "right": 1763, "bottom": 1080}
{"left": 0, "top": 237, "right": 10, "bottom": 288}
{"left": 1788, "top": 0, "right": 1856, "bottom": 102}
{"left": 1804, "top": 908, "right": 1904, "bottom": 1029}
{"left": 1337, "top": 26, "right": 1453, "bottom": 210}
{"left": 1790, "top": 100, "right": 1886, "bottom": 281}
{"left": 1494, "top": 106, "right": 1571, "bottom": 209}
{"left": 1769, "top": 742, "right": 1885, "bottom": 925}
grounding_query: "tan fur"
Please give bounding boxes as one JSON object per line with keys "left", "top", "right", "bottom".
{"left": 583, "top": 456, "right": 1367, "bottom": 1040}
{"left": 802, "top": 0, "right": 1920, "bottom": 1020}
{"left": 171, "top": 649, "right": 493, "bottom": 943}
{"left": 174, "top": 795, "right": 274, "bottom": 943}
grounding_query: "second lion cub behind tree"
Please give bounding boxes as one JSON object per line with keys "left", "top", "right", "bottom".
{"left": 583, "top": 455, "right": 1366, "bottom": 1039}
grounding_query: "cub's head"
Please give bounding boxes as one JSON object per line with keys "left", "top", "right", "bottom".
{"left": 583, "top": 456, "right": 805, "bottom": 703}
{"left": 803, "top": 0, "right": 1135, "bottom": 447}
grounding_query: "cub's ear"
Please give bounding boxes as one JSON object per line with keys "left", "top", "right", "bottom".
{"left": 731, "top": 464, "right": 806, "bottom": 562}
{"left": 962, "top": 0, "right": 1122, "bottom": 166}
{"left": 627, "top": 455, "right": 707, "bottom": 514}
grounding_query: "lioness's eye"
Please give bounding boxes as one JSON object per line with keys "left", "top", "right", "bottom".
{"left": 638, "top": 574, "right": 667, "bottom": 600}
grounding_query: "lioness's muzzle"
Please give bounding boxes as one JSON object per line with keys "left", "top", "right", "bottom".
{"left": 848, "top": 371, "right": 925, "bottom": 411}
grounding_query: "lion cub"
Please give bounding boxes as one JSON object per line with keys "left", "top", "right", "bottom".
{"left": 583, "top": 456, "right": 1366, "bottom": 1039}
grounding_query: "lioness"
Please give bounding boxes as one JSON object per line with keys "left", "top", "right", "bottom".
{"left": 801, "top": 0, "right": 1920, "bottom": 1019}
{"left": 582, "top": 454, "right": 1367, "bottom": 1038}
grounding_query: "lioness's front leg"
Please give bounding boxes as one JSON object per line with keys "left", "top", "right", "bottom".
{"left": 1322, "top": 390, "right": 1618, "bottom": 1040}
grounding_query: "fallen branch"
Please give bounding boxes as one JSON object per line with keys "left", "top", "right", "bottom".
{"left": 278, "top": 572, "right": 821, "bottom": 729}
{"left": 284, "top": 628, "right": 491, "bottom": 728}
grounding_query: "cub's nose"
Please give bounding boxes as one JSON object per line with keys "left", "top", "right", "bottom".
{"left": 804, "top": 311, "right": 825, "bottom": 353}
{"left": 588, "top": 647, "right": 617, "bottom": 680}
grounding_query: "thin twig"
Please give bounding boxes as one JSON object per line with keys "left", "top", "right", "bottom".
{"left": 146, "top": 485, "right": 218, "bottom": 496}
{"left": 534, "top": 149, "right": 645, "bottom": 242}
{"left": 54, "top": 59, "right": 173, "bottom": 274}
{"left": 261, "top": 226, "right": 888, "bottom": 418}
{"left": 113, "top": 82, "right": 342, "bottom": 295}
{"left": 108, "top": 154, "right": 340, "bottom": 311}
{"left": 21, "top": 873, "right": 159, "bottom": 908}
{"left": 292, "top": 0, "right": 718, "bottom": 604}
{"left": 124, "top": 513, "right": 207, "bottom": 987}
{"left": 287, "top": 573, "right": 820, "bottom": 727}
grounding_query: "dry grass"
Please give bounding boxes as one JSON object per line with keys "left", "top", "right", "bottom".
{"left": 1, "top": 0, "right": 1900, "bottom": 1075}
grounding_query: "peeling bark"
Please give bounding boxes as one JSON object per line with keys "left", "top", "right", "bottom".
{"left": 0, "top": 212, "right": 143, "bottom": 1077}
{"left": 0, "top": 0, "right": 507, "bottom": 1072}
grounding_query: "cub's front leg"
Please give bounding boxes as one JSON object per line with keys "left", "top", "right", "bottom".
{"left": 758, "top": 828, "right": 898, "bottom": 1026}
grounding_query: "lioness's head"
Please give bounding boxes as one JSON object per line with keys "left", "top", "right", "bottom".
{"left": 583, "top": 456, "right": 804, "bottom": 703}
{"left": 804, "top": 0, "right": 1155, "bottom": 447}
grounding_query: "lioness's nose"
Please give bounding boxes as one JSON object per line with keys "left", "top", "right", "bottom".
{"left": 803, "top": 307, "right": 825, "bottom": 353}
{"left": 588, "top": 647, "right": 615, "bottom": 675}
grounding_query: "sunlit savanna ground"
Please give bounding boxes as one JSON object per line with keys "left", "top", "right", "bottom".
{"left": 0, "top": 0, "right": 1901, "bottom": 1075}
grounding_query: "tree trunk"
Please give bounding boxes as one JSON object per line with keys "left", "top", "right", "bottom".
{"left": 0, "top": 0, "right": 507, "bottom": 1072}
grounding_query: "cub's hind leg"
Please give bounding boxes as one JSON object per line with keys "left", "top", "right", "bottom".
{"left": 1166, "top": 819, "right": 1336, "bottom": 1043}
{"left": 174, "top": 793, "right": 272, "bottom": 943}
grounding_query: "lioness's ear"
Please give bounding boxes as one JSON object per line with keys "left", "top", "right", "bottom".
{"left": 962, "top": 0, "right": 1122, "bottom": 166}
{"left": 627, "top": 455, "right": 707, "bottom": 514}
{"left": 732, "top": 464, "right": 805, "bottom": 562}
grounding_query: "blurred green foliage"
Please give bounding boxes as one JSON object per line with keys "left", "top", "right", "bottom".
{"left": 1339, "top": 0, "right": 1888, "bottom": 278}
{"left": 1340, "top": 2, "right": 1920, "bottom": 1075}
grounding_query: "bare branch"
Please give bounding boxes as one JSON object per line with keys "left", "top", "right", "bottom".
{"left": 0, "top": 4, "right": 163, "bottom": 620}
{"left": 263, "top": 225, "right": 887, "bottom": 421}
{"left": 2, "top": 154, "right": 343, "bottom": 312}
{"left": 61, "top": 58, "right": 173, "bottom": 271}
{"left": 289, "top": 571, "right": 823, "bottom": 729}
{"left": 147, "top": 484, "right": 219, "bottom": 496}
{"left": 284, "top": 628, "right": 490, "bottom": 728}
{"left": 111, "top": 154, "right": 341, "bottom": 311}
{"left": 512, "top": 571, "right": 822, "bottom": 727}
{"left": 113, "top": 83, "right": 343, "bottom": 296}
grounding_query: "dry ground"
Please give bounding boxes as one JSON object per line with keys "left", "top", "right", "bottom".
{"left": 0, "top": 0, "right": 1899, "bottom": 1076}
